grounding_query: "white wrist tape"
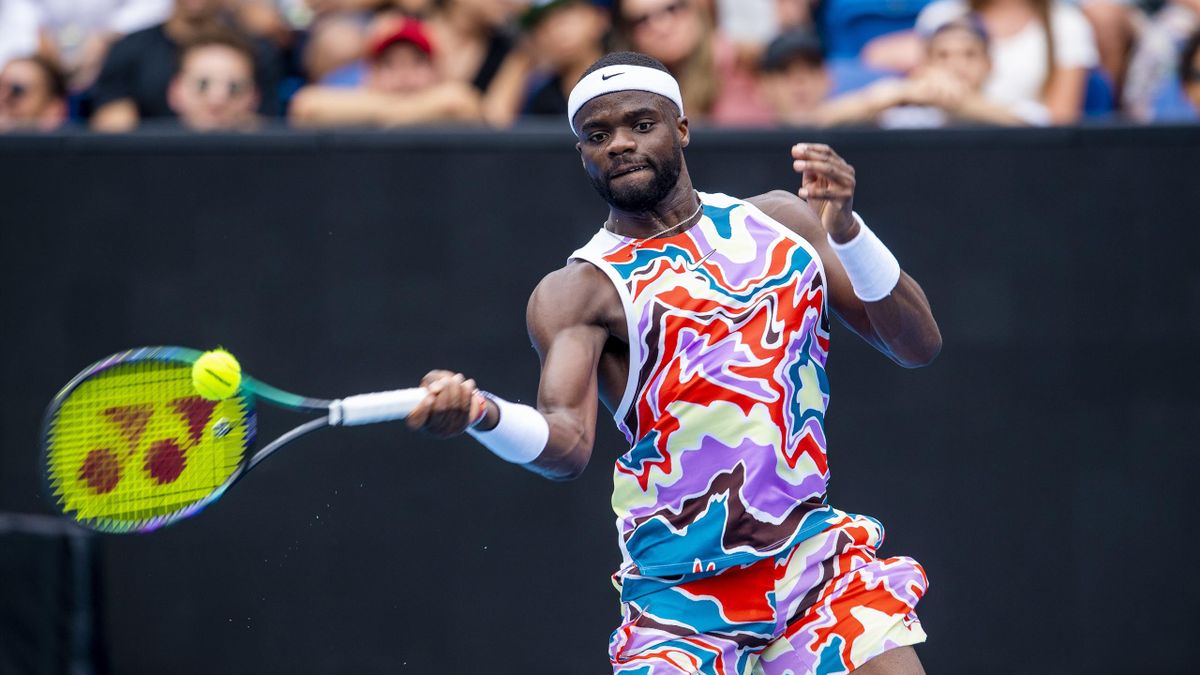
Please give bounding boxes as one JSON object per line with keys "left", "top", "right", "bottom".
{"left": 827, "top": 213, "right": 901, "bottom": 302}
{"left": 466, "top": 392, "right": 548, "bottom": 465}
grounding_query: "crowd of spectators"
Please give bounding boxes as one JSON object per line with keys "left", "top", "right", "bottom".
{"left": 1, "top": 0, "right": 1199, "bottom": 133}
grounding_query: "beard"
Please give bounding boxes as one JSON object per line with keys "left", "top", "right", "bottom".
{"left": 588, "top": 137, "right": 684, "bottom": 212}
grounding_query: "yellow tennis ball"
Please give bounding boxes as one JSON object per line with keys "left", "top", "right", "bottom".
{"left": 191, "top": 349, "right": 242, "bottom": 401}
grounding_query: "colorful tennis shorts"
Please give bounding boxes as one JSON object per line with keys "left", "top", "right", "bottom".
{"left": 608, "top": 511, "right": 927, "bottom": 675}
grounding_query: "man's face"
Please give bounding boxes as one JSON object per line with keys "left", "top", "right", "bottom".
{"left": 168, "top": 45, "right": 259, "bottom": 130}
{"left": 575, "top": 90, "right": 687, "bottom": 211}
{"left": 761, "top": 57, "right": 830, "bottom": 122}
{"left": 925, "top": 27, "right": 990, "bottom": 92}
{"left": 369, "top": 42, "right": 437, "bottom": 94}
{"left": 0, "top": 60, "right": 61, "bottom": 131}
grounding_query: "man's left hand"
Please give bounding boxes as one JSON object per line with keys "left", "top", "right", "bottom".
{"left": 792, "top": 143, "right": 860, "bottom": 243}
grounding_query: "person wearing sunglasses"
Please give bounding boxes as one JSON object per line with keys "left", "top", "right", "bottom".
{"left": 167, "top": 28, "right": 261, "bottom": 131}
{"left": 0, "top": 56, "right": 68, "bottom": 132}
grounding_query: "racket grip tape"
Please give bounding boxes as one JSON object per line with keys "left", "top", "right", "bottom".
{"left": 330, "top": 388, "right": 428, "bottom": 426}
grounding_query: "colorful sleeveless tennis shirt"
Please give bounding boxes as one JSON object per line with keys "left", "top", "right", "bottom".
{"left": 569, "top": 191, "right": 838, "bottom": 579}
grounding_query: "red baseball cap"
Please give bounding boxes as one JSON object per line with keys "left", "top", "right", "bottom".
{"left": 369, "top": 18, "right": 434, "bottom": 60}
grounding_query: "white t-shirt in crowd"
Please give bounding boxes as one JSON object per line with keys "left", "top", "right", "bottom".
{"left": 916, "top": 0, "right": 1099, "bottom": 108}
{"left": 0, "top": 0, "right": 170, "bottom": 70}
{"left": 0, "top": 0, "right": 39, "bottom": 70}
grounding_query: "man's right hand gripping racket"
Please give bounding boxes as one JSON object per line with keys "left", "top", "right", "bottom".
{"left": 40, "top": 346, "right": 426, "bottom": 534}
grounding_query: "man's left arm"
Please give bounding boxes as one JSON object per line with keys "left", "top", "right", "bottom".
{"left": 749, "top": 143, "right": 942, "bottom": 368}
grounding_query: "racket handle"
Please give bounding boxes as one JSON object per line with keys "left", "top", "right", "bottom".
{"left": 331, "top": 388, "right": 428, "bottom": 426}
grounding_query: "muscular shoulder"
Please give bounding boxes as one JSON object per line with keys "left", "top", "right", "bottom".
{"left": 527, "top": 260, "right": 621, "bottom": 340}
{"left": 746, "top": 190, "right": 827, "bottom": 248}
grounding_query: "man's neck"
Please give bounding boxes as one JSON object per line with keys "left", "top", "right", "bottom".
{"left": 605, "top": 173, "right": 702, "bottom": 240}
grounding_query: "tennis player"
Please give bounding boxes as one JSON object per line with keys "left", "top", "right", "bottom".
{"left": 407, "top": 52, "right": 942, "bottom": 675}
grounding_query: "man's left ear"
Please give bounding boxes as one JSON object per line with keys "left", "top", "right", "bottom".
{"left": 677, "top": 116, "right": 690, "bottom": 147}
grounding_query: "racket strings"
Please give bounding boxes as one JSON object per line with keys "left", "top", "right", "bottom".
{"left": 45, "top": 359, "right": 253, "bottom": 532}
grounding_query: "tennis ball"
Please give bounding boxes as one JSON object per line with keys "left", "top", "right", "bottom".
{"left": 192, "top": 349, "right": 242, "bottom": 401}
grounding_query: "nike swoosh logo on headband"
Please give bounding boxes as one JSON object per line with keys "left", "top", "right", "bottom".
{"left": 601, "top": 72, "right": 624, "bottom": 80}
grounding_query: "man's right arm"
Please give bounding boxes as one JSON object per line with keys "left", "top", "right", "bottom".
{"left": 405, "top": 262, "right": 614, "bottom": 480}
{"left": 519, "top": 262, "right": 613, "bottom": 480}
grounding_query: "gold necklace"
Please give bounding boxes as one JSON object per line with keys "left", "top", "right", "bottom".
{"left": 604, "top": 192, "right": 703, "bottom": 246}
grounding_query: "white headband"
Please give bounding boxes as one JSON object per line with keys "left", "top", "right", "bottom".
{"left": 567, "top": 64, "right": 684, "bottom": 135}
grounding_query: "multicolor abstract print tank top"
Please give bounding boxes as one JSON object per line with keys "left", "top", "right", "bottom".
{"left": 569, "top": 192, "right": 838, "bottom": 578}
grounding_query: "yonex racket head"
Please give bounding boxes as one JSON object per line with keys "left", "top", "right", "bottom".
{"left": 42, "top": 346, "right": 258, "bottom": 533}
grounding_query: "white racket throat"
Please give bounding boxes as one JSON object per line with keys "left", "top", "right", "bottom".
{"left": 329, "top": 388, "right": 428, "bottom": 426}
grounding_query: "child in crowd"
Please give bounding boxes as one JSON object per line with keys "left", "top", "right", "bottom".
{"left": 820, "top": 17, "right": 1044, "bottom": 127}
{"left": 168, "top": 29, "right": 262, "bottom": 130}
{"left": 289, "top": 16, "right": 482, "bottom": 126}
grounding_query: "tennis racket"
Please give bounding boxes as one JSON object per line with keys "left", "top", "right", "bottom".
{"left": 41, "top": 346, "right": 426, "bottom": 534}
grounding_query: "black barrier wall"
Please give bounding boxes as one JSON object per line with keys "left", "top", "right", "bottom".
{"left": 1, "top": 127, "right": 1198, "bottom": 674}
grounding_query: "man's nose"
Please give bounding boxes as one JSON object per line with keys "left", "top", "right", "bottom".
{"left": 607, "top": 127, "right": 637, "bottom": 155}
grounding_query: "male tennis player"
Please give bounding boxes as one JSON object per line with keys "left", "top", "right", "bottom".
{"left": 407, "top": 52, "right": 942, "bottom": 675}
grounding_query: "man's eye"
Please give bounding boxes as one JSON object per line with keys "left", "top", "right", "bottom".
{"left": 588, "top": 132, "right": 608, "bottom": 143}
{"left": 635, "top": 122, "right": 654, "bottom": 131}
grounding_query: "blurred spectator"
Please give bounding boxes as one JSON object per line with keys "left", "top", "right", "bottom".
{"left": 1181, "top": 28, "right": 1200, "bottom": 112}
{"left": 426, "top": 0, "right": 520, "bottom": 92}
{"left": 0, "top": 0, "right": 40, "bottom": 70}
{"left": 0, "top": 56, "right": 69, "bottom": 132}
{"left": 1076, "top": 2, "right": 1134, "bottom": 98}
{"left": 774, "top": 0, "right": 815, "bottom": 29}
{"left": 758, "top": 29, "right": 832, "bottom": 125}
{"left": 1124, "top": 0, "right": 1199, "bottom": 120}
{"left": 819, "top": 18, "right": 1043, "bottom": 126}
{"left": 289, "top": 16, "right": 483, "bottom": 125}
{"left": 613, "top": 0, "right": 775, "bottom": 124}
{"left": 299, "top": 1, "right": 414, "bottom": 85}
{"left": 483, "top": 0, "right": 610, "bottom": 126}
{"left": 912, "top": 0, "right": 1099, "bottom": 123}
{"left": 0, "top": 0, "right": 172, "bottom": 95}
{"left": 827, "top": 0, "right": 935, "bottom": 60}
{"left": 168, "top": 29, "right": 261, "bottom": 130}
{"left": 234, "top": 0, "right": 297, "bottom": 49}
{"left": 90, "top": 0, "right": 281, "bottom": 132}
{"left": 715, "top": 0, "right": 778, "bottom": 45}
{"left": 304, "top": 12, "right": 372, "bottom": 83}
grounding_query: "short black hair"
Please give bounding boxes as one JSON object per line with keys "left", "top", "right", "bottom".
{"left": 579, "top": 51, "right": 670, "bottom": 83}
{"left": 1180, "top": 29, "right": 1200, "bottom": 88}
{"left": 761, "top": 30, "right": 823, "bottom": 72}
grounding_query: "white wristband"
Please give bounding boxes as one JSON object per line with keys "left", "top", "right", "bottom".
{"left": 466, "top": 392, "right": 549, "bottom": 464}
{"left": 827, "top": 213, "right": 901, "bottom": 302}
